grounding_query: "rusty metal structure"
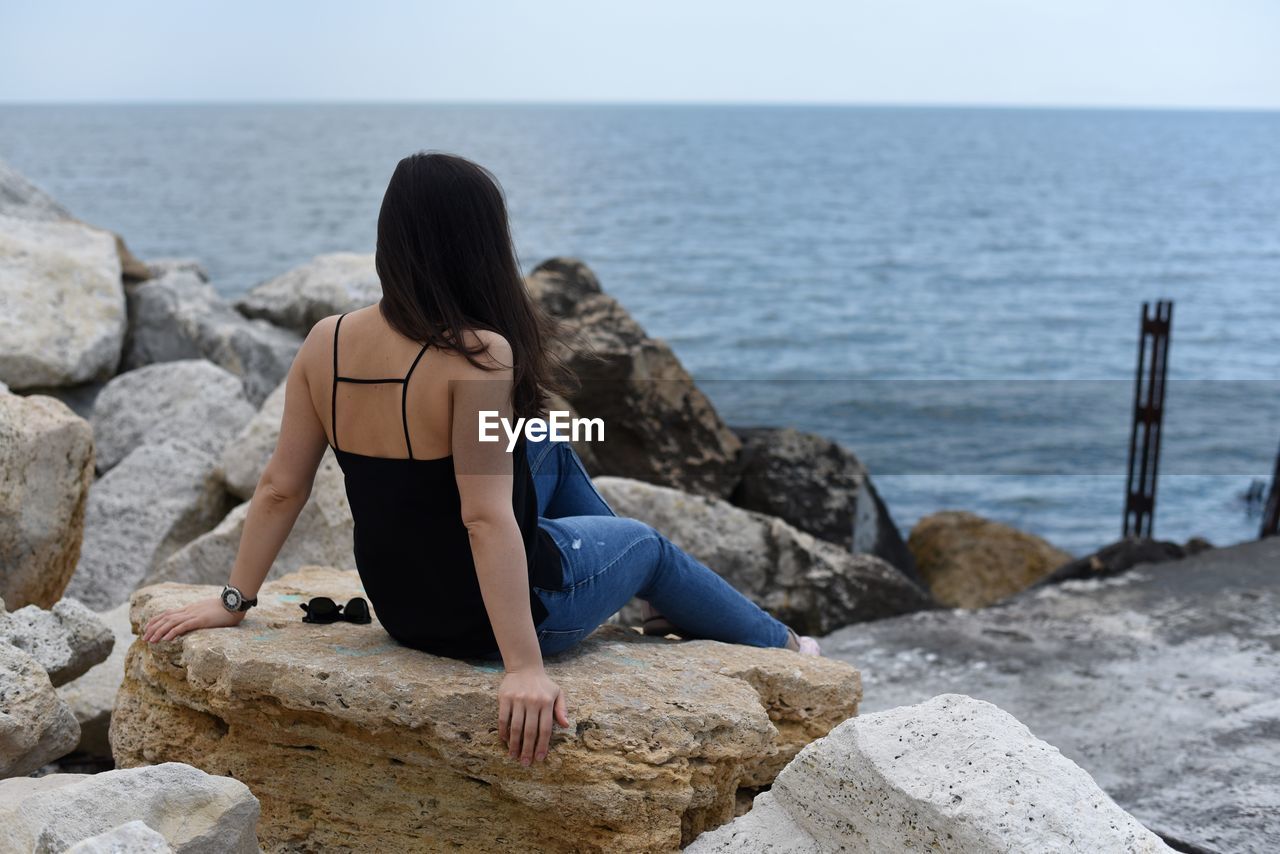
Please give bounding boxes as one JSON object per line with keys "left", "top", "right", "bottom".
{"left": 1123, "top": 300, "right": 1173, "bottom": 538}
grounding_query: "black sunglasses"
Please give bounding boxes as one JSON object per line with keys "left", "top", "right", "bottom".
{"left": 299, "top": 596, "right": 372, "bottom": 625}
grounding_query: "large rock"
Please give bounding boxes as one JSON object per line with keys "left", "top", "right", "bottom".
{"left": 0, "top": 157, "right": 73, "bottom": 221}
{"left": 687, "top": 694, "right": 1171, "bottom": 853}
{"left": 0, "top": 392, "right": 95, "bottom": 609}
{"left": 0, "top": 761, "right": 261, "bottom": 853}
{"left": 64, "top": 820, "right": 174, "bottom": 854}
{"left": 111, "top": 565, "right": 860, "bottom": 852}
{"left": 821, "top": 536, "right": 1280, "bottom": 853}
{"left": 234, "top": 251, "right": 381, "bottom": 334}
{"left": 1036, "top": 535, "right": 1208, "bottom": 586}
{"left": 0, "top": 597, "right": 113, "bottom": 687}
{"left": 526, "top": 258, "right": 742, "bottom": 498}
{"left": 63, "top": 440, "right": 232, "bottom": 611}
{"left": 0, "top": 641, "right": 80, "bottom": 778}
{"left": 148, "top": 453, "right": 355, "bottom": 587}
{"left": 908, "top": 510, "right": 1072, "bottom": 608}
{"left": 123, "top": 268, "right": 302, "bottom": 405}
{"left": 0, "top": 214, "right": 125, "bottom": 389}
{"left": 56, "top": 601, "right": 133, "bottom": 760}
{"left": 90, "top": 359, "right": 255, "bottom": 472}
{"left": 730, "top": 426, "right": 918, "bottom": 578}
{"left": 595, "top": 477, "right": 932, "bottom": 635}
{"left": 216, "top": 376, "right": 287, "bottom": 500}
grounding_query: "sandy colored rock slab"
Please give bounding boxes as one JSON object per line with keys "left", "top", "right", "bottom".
{"left": 111, "top": 565, "right": 859, "bottom": 853}
{"left": 909, "top": 510, "right": 1071, "bottom": 608}
{"left": 0, "top": 391, "right": 95, "bottom": 609}
{"left": 687, "top": 694, "right": 1171, "bottom": 853}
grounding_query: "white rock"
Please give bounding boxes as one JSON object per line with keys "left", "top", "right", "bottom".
{"left": 63, "top": 440, "right": 230, "bottom": 611}
{"left": 686, "top": 694, "right": 1171, "bottom": 854}
{"left": 0, "top": 761, "right": 261, "bottom": 853}
{"left": 90, "top": 359, "right": 255, "bottom": 472}
{"left": 0, "top": 392, "right": 95, "bottom": 610}
{"left": 0, "top": 597, "right": 114, "bottom": 687}
{"left": 64, "top": 819, "right": 175, "bottom": 854}
{"left": 217, "top": 376, "right": 287, "bottom": 499}
{"left": 55, "top": 602, "right": 133, "bottom": 761}
{"left": 123, "top": 269, "right": 301, "bottom": 406}
{"left": 0, "top": 641, "right": 80, "bottom": 778}
{"left": 0, "top": 214, "right": 125, "bottom": 389}
{"left": 0, "top": 156, "right": 72, "bottom": 222}
{"left": 151, "top": 452, "right": 354, "bottom": 587}
{"left": 235, "top": 251, "right": 380, "bottom": 334}
{"left": 596, "top": 476, "right": 932, "bottom": 635}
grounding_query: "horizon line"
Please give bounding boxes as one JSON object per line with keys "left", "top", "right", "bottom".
{"left": 0, "top": 97, "right": 1277, "bottom": 114}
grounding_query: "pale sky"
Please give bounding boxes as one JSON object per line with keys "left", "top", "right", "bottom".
{"left": 1, "top": 0, "right": 1277, "bottom": 108}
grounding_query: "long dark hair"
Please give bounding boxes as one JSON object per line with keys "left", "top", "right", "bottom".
{"left": 375, "top": 151, "right": 566, "bottom": 418}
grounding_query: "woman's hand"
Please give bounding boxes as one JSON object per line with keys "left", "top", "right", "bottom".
{"left": 498, "top": 667, "right": 570, "bottom": 765}
{"left": 141, "top": 596, "right": 246, "bottom": 643}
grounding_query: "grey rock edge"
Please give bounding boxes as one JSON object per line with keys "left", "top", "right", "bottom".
{"left": 820, "top": 536, "right": 1280, "bottom": 854}
{"left": 0, "top": 597, "right": 114, "bottom": 687}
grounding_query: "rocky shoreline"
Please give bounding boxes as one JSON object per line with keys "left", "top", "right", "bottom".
{"left": 1, "top": 156, "right": 1269, "bottom": 852}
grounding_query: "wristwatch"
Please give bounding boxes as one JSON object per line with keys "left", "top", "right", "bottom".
{"left": 220, "top": 584, "right": 258, "bottom": 613}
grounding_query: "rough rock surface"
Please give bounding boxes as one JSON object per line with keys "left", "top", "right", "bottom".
{"left": 149, "top": 453, "right": 355, "bottom": 587}
{"left": 908, "top": 510, "right": 1072, "bottom": 608}
{"left": 596, "top": 476, "right": 932, "bottom": 635}
{"left": 526, "top": 257, "right": 742, "bottom": 498}
{"left": 90, "top": 358, "right": 255, "bottom": 472}
{"left": 0, "top": 597, "right": 114, "bottom": 687}
{"left": 1036, "top": 535, "right": 1208, "bottom": 586}
{"left": 821, "top": 536, "right": 1280, "bottom": 853}
{"left": 216, "top": 376, "right": 287, "bottom": 500}
{"left": 64, "top": 820, "right": 175, "bottom": 854}
{"left": 730, "top": 426, "right": 918, "bottom": 578}
{"left": 0, "top": 214, "right": 125, "bottom": 389}
{"left": 0, "top": 156, "right": 73, "bottom": 221}
{"left": 56, "top": 601, "right": 133, "bottom": 760}
{"left": 0, "top": 761, "right": 261, "bottom": 853}
{"left": 111, "top": 565, "right": 860, "bottom": 853}
{"left": 686, "top": 694, "right": 1171, "bottom": 853}
{"left": 64, "top": 440, "right": 232, "bottom": 611}
{"left": 0, "top": 641, "right": 80, "bottom": 778}
{"left": 0, "top": 391, "right": 95, "bottom": 609}
{"left": 123, "top": 268, "right": 302, "bottom": 405}
{"left": 234, "top": 251, "right": 381, "bottom": 334}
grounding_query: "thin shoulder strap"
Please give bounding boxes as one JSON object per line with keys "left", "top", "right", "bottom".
{"left": 330, "top": 313, "right": 347, "bottom": 451}
{"left": 400, "top": 341, "right": 431, "bottom": 460}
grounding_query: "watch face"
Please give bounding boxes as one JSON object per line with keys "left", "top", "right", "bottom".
{"left": 222, "top": 588, "right": 241, "bottom": 609}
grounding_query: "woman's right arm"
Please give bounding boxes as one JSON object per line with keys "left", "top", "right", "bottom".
{"left": 451, "top": 333, "right": 569, "bottom": 765}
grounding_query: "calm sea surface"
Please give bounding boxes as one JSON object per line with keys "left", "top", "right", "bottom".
{"left": 2, "top": 104, "right": 1278, "bottom": 554}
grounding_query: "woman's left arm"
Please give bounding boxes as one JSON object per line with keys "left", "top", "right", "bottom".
{"left": 143, "top": 325, "right": 331, "bottom": 643}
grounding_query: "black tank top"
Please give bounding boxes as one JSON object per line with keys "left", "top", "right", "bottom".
{"left": 327, "top": 312, "right": 562, "bottom": 660}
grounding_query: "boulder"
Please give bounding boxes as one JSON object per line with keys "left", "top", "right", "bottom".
{"left": 0, "top": 761, "right": 261, "bottom": 853}
{"left": 216, "top": 376, "right": 287, "bottom": 500}
{"left": 56, "top": 601, "right": 133, "bottom": 761}
{"left": 595, "top": 477, "right": 932, "bottom": 635}
{"left": 122, "top": 268, "right": 302, "bottom": 406}
{"left": 0, "top": 214, "right": 125, "bottom": 389}
{"left": 0, "top": 641, "right": 80, "bottom": 778}
{"left": 0, "top": 156, "right": 73, "bottom": 221}
{"left": 526, "top": 257, "right": 742, "bottom": 498}
{"left": 148, "top": 453, "right": 355, "bottom": 587}
{"left": 111, "top": 565, "right": 860, "bottom": 852}
{"left": 0, "top": 392, "right": 95, "bottom": 609}
{"left": 63, "top": 440, "right": 232, "bottom": 611}
{"left": 144, "top": 257, "right": 208, "bottom": 282}
{"left": 686, "top": 694, "right": 1171, "bottom": 853}
{"left": 730, "top": 426, "right": 918, "bottom": 578}
{"left": 821, "top": 536, "right": 1280, "bottom": 853}
{"left": 908, "top": 510, "right": 1072, "bottom": 608}
{"left": 1036, "top": 535, "right": 1209, "bottom": 586}
{"left": 0, "top": 597, "right": 114, "bottom": 687}
{"left": 64, "top": 820, "right": 174, "bottom": 854}
{"left": 234, "top": 251, "right": 381, "bottom": 334}
{"left": 90, "top": 359, "right": 255, "bottom": 472}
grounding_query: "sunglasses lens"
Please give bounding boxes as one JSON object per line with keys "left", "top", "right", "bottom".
{"left": 344, "top": 597, "right": 370, "bottom": 623}
{"left": 303, "top": 597, "right": 341, "bottom": 622}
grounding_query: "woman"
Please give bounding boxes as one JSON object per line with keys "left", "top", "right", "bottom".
{"left": 141, "top": 151, "right": 821, "bottom": 768}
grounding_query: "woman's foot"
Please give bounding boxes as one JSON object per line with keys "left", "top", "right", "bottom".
{"left": 640, "top": 599, "right": 681, "bottom": 637}
{"left": 785, "top": 626, "right": 822, "bottom": 655}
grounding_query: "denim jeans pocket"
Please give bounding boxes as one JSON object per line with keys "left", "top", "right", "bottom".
{"left": 537, "top": 625, "right": 587, "bottom": 656}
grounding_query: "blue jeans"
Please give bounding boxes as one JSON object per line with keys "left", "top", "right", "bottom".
{"left": 479, "top": 434, "right": 792, "bottom": 659}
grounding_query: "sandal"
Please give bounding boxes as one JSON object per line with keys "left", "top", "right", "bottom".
{"left": 640, "top": 600, "right": 682, "bottom": 637}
